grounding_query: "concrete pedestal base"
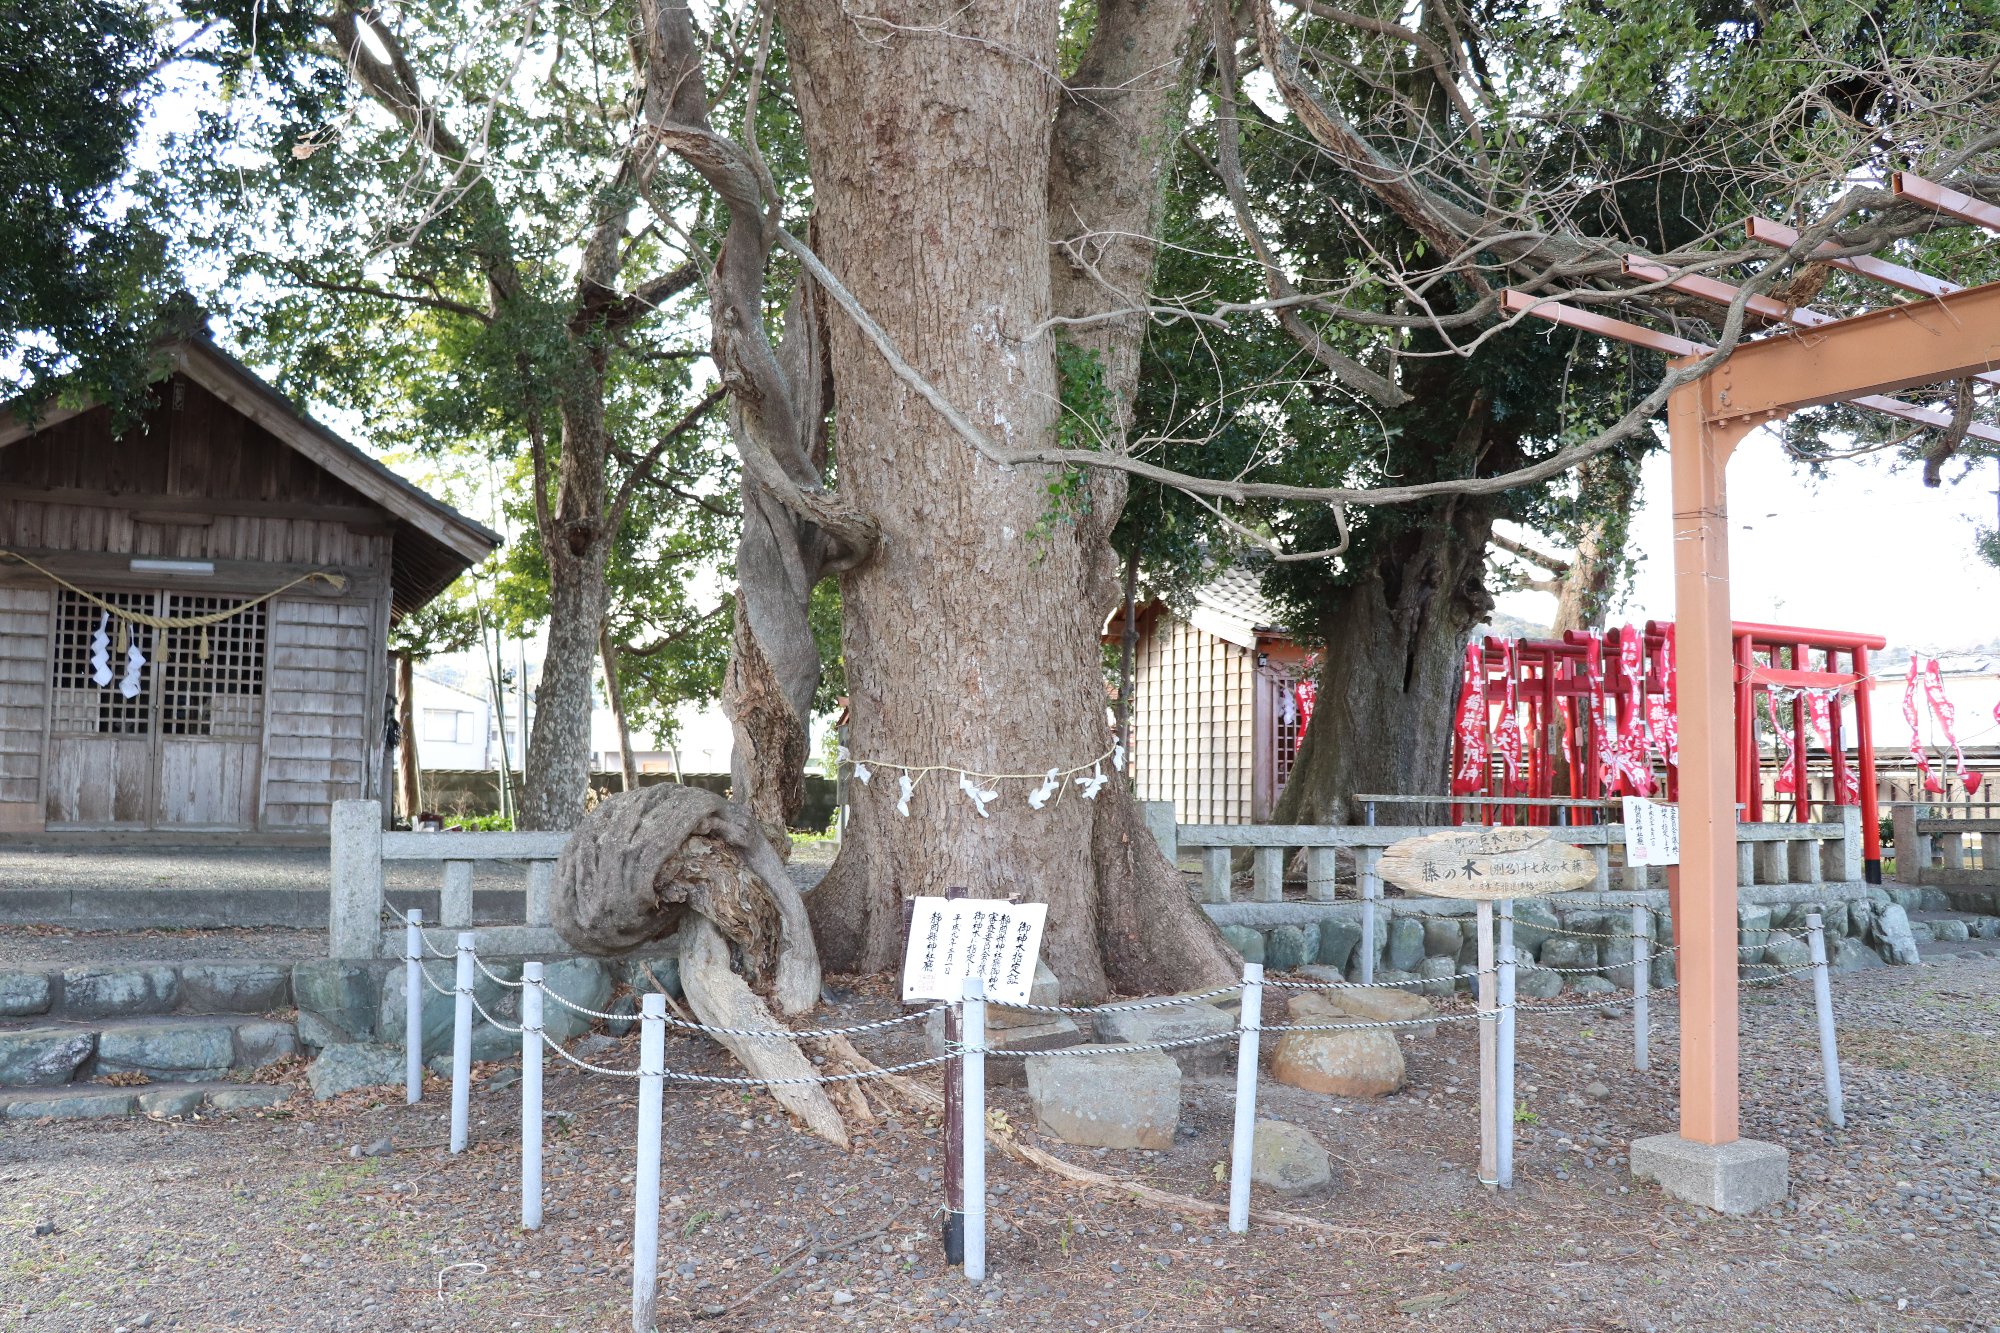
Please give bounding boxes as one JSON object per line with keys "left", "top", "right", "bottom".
{"left": 1629, "top": 1134, "right": 1788, "bottom": 1214}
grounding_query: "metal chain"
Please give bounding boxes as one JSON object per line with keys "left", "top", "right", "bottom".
{"left": 539, "top": 1031, "right": 956, "bottom": 1086}
{"left": 997, "top": 984, "right": 1245, "bottom": 1016}
{"left": 969, "top": 1029, "right": 1242, "bottom": 1058}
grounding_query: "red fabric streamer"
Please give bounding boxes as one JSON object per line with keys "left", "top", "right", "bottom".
{"left": 1497, "top": 641, "right": 1525, "bottom": 794}
{"left": 1767, "top": 691, "right": 1798, "bottom": 796}
{"left": 1904, "top": 658, "right": 1943, "bottom": 794}
{"left": 1585, "top": 635, "right": 1611, "bottom": 793}
{"left": 1450, "top": 642, "right": 1488, "bottom": 795}
{"left": 1294, "top": 679, "right": 1317, "bottom": 734}
{"left": 1921, "top": 657, "right": 1980, "bottom": 792}
{"left": 1611, "top": 626, "right": 1654, "bottom": 795}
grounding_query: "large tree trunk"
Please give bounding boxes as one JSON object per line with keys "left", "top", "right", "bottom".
{"left": 394, "top": 652, "right": 420, "bottom": 821}
{"left": 782, "top": 0, "right": 1233, "bottom": 1002}
{"left": 1550, "top": 449, "right": 1641, "bottom": 634}
{"left": 1272, "top": 506, "right": 1496, "bottom": 826}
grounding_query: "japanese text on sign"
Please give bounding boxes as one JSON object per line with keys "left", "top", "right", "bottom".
{"left": 1621, "top": 797, "right": 1681, "bottom": 867}
{"left": 900, "top": 897, "right": 1049, "bottom": 1006}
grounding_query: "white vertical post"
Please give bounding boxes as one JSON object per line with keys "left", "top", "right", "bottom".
{"left": 450, "top": 932, "right": 475, "bottom": 1154}
{"left": 1631, "top": 903, "right": 1650, "bottom": 1072}
{"left": 404, "top": 908, "right": 425, "bottom": 1104}
{"left": 1496, "top": 900, "right": 1516, "bottom": 1190}
{"left": 1476, "top": 901, "right": 1497, "bottom": 1186}
{"left": 632, "top": 994, "right": 666, "bottom": 1332}
{"left": 1805, "top": 914, "right": 1845, "bottom": 1129}
{"left": 961, "top": 977, "right": 987, "bottom": 1284}
{"left": 521, "top": 961, "right": 545, "bottom": 1230}
{"left": 1228, "top": 962, "right": 1264, "bottom": 1234}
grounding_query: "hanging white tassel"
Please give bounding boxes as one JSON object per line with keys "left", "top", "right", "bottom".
{"left": 896, "top": 773, "right": 915, "bottom": 817}
{"left": 1027, "top": 768, "right": 1060, "bottom": 810}
{"left": 1075, "top": 762, "right": 1109, "bottom": 800}
{"left": 854, "top": 762, "right": 872, "bottom": 785}
{"left": 90, "top": 612, "right": 112, "bottom": 688}
{"left": 959, "top": 772, "right": 999, "bottom": 818}
{"left": 118, "top": 639, "right": 146, "bottom": 700}
{"left": 1112, "top": 741, "right": 1126, "bottom": 773}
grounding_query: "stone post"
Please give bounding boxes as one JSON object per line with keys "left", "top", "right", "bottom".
{"left": 1823, "top": 806, "right": 1863, "bottom": 883}
{"left": 1140, "top": 800, "right": 1177, "bottom": 864}
{"left": 1890, "top": 805, "right": 1921, "bottom": 883}
{"left": 330, "top": 799, "right": 384, "bottom": 959}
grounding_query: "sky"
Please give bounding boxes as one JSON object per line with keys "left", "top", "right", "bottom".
{"left": 1493, "top": 433, "right": 2000, "bottom": 656}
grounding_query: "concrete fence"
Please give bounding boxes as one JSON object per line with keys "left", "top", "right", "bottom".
{"left": 1891, "top": 804, "right": 1996, "bottom": 885}
{"left": 330, "top": 799, "right": 568, "bottom": 960}
{"left": 1157, "top": 805, "right": 1865, "bottom": 906}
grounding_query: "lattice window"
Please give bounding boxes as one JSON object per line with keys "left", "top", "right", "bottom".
{"left": 49, "top": 589, "right": 157, "bottom": 735}
{"left": 160, "top": 595, "right": 266, "bottom": 738}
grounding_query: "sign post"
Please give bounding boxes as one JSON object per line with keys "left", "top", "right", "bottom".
{"left": 901, "top": 889, "right": 1049, "bottom": 1267}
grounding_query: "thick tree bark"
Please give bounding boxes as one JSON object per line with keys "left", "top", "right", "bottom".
{"left": 519, "top": 543, "right": 608, "bottom": 829}
{"left": 394, "top": 652, "right": 420, "bottom": 821}
{"left": 1272, "top": 505, "right": 1496, "bottom": 826}
{"left": 785, "top": 0, "right": 1234, "bottom": 1002}
{"left": 1550, "top": 450, "right": 1640, "bottom": 634}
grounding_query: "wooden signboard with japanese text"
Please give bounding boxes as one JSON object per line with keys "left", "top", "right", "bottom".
{"left": 1377, "top": 827, "right": 1596, "bottom": 900}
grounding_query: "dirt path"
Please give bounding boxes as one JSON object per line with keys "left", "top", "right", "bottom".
{"left": 3, "top": 952, "right": 1995, "bottom": 1332}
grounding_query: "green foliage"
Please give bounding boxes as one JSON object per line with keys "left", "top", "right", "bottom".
{"left": 0, "top": 0, "right": 174, "bottom": 414}
{"left": 1028, "top": 340, "right": 1115, "bottom": 548}
{"left": 1977, "top": 527, "right": 2000, "bottom": 571}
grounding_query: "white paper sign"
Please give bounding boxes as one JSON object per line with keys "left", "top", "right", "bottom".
{"left": 1621, "top": 796, "right": 1681, "bottom": 867}
{"left": 900, "top": 897, "right": 1049, "bottom": 1006}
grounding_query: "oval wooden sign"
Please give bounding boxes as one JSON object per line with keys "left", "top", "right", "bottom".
{"left": 1377, "top": 827, "right": 1596, "bottom": 900}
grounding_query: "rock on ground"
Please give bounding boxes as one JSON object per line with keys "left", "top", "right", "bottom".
{"left": 1024, "top": 1048, "right": 1180, "bottom": 1149}
{"left": 1091, "top": 1002, "right": 1234, "bottom": 1078}
{"left": 306, "top": 1043, "right": 406, "bottom": 1100}
{"left": 1250, "top": 1119, "right": 1332, "bottom": 1196}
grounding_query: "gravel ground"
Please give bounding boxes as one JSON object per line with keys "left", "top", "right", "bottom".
{"left": 3, "top": 948, "right": 1997, "bottom": 1331}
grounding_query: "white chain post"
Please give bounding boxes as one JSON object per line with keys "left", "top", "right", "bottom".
{"left": 450, "top": 931, "right": 475, "bottom": 1154}
{"left": 631, "top": 993, "right": 666, "bottom": 1333}
{"left": 405, "top": 908, "right": 424, "bottom": 1104}
{"left": 1476, "top": 901, "right": 1497, "bottom": 1186}
{"left": 962, "top": 977, "right": 988, "bottom": 1284}
{"left": 521, "top": 961, "right": 545, "bottom": 1231}
{"left": 1496, "top": 901, "right": 1517, "bottom": 1190}
{"left": 1228, "top": 961, "right": 1265, "bottom": 1234}
{"left": 1805, "top": 913, "right": 1845, "bottom": 1128}
{"left": 1631, "top": 903, "right": 1650, "bottom": 1072}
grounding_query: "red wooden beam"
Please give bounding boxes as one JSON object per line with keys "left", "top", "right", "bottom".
{"left": 1893, "top": 171, "right": 2000, "bottom": 234}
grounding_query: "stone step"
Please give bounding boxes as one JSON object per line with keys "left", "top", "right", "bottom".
{"left": 0, "top": 959, "right": 294, "bottom": 1022}
{"left": 0, "top": 1079, "right": 291, "bottom": 1121}
{"left": 0, "top": 1013, "right": 299, "bottom": 1088}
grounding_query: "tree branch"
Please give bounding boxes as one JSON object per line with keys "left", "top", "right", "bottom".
{"left": 607, "top": 384, "right": 731, "bottom": 532}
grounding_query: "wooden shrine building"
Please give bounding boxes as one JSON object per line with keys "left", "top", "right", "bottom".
{"left": 0, "top": 336, "right": 498, "bottom": 838}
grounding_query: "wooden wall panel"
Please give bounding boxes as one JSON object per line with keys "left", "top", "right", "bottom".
{"left": 1127, "top": 614, "right": 1254, "bottom": 825}
{"left": 0, "top": 586, "right": 50, "bottom": 809}
{"left": 259, "top": 598, "right": 372, "bottom": 829}
{"left": 45, "top": 736, "right": 151, "bottom": 827}
{"left": 157, "top": 739, "right": 260, "bottom": 828}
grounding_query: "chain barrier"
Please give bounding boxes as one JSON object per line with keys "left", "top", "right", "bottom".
{"left": 539, "top": 1031, "right": 958, "bottom": 1086}
{"left": 996, "top": 983, "right": 1246, "bottom": 1016}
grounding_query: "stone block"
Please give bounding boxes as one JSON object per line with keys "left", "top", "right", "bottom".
{"left": 295, "top": 1010, "right": 355, "bottom": 1052}
{"left": 989, "top": 962, "right": 1062, "bottom": 1027}
{"left": 470, "top": 1023, "right": 519, "bottom": 1062}
{"left": 615, "top": 953, "right": 683, "bottom": 998}
{"left": 0, "top": 971, "right": 52, "bottom": 1017}
{"left": 1421, "top": 918, "right": 1463, "bottom": 959}
{"left": 378, "top": 959, "right": 517, "bottom": 1054}
{"left": 57, "top": 965, "right": 179, "bottom": 1019}
{"left": 1738, "top": 905, "right": 1772, "bottom": 954}
{"left": 1763, "top": 934, "right": 1811, "bottom": 970}
{"left": 292, "top": 961, "right": 380, "bottom": 1041}
{"left": 208, "top": 1086, "right": 290, "bottom": 1113}
{"left": 1820, "top": 900, "right": 1850, "bottom": 937}
{"left": 96, "top": 1022, "right": 235, "bottom": 1080}
{"left": 5, "top": 1089, "right": 137, "bottom": 1120}
{"left": 1250, "top": 1119, "right": 1331, "bottom": 1196}
{"left": 1415, "top": 956, "right": 1457, "bottom": 997}
{"left": 1540, "top": 937, "right": 1596, "bottom": 969}
{"left": 1972, "top": 917, "right": 2000, "bottom": 941}
{"left": 306, "top": 1042, "right": 407, "bottom": 1100}
{"left": 233, "top": 1020, "right": 300, "bottom": 1069}
{"left": 1934, "top": 918, "right": 1971, "bottom": 942}
{"left": 1831, "top": 937, "right": 1885, "bottom": 971}
{"left": 1572, "top": 976, "right": 1618, "bottom": 995}
{"left": 1385, "top": 917, "right": 1425, "bottom": 972}
{"left": 0, "top": 1028, "right": 96, "bottom": 1087}
{"left": 1093, "top": 1001, "right": 1235, "bottom": 1078}
{"left": 539, "top": 957, "right": 613, "bottom": 1042}
{"left": 1315, "top": 919, "right": 1361, "bottom": 972}
{"left": 1219, "top": 925, "right": 1265, "bottom": 965}
{"left": 1269, "top": 1027, "right": 1404, "bottom": 1097}
{"left": 1264, "top": 925, "right": 1317, "bottom": 972}
{"left": 1288, "top": 984, "right": 1434, "bottom": 1029}
{"left": 180, "top": 963, "right": 292, "bottom": 1014}
{"left": 1871, "top": 904, "right": 1921, "bottom": 965}
{"left": 1509, "top": 901, "right": 1561, "bottom": 958}
{"left": 1629, "top": 1134, "right": 1787, "bottom": 1214}
{"left": 1025, "top": 1048, "right": 1180, "bottom": 1149}
{"left": 1514, "top": 961, "right": 1562, "bottom": 1001}
{"left": 928, "top": 1009, "right": 1082, "bottom": 1087}
{"left": 1905, "top": 919, "right": 1935, "bottom": 942}
{"left": 137, "top": 1086, "right": 206, "bottom": 1118}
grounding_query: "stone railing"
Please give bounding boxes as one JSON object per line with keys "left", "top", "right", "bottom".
{"left": 1161, "top": 805, "right": 1864, "bottom": 907}
{"left": 329, "top": 799, "right": 568, "bottom": 959}
{"left": 1890, "top": 804, "right": 1997, "bottom": 885}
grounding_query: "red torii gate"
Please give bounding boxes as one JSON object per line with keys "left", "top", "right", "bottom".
{"left": 1503, "top": 172, "right": 2000, "bottom": 1212}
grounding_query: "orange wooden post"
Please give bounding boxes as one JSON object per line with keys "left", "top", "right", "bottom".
{"left": 1666, "top": 371, "right": 1755, "bottom": 1147}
